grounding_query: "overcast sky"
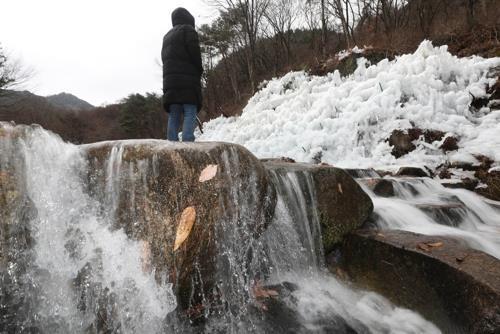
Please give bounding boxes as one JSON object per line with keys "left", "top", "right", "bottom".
{"left": 1, "top": 0, "right": 216, "bottom": 106}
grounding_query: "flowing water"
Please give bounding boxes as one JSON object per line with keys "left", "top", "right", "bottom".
{"left": 0, "top": 124, "right": 176, "bottom": 333}
{"left": 358, "top": 176, "right": 500, "bottom": 259}
{"left": 0, "top": 123, "right": 440, "bottom": 333}
{"left": 255, "top": 170, "right": 440, "bottom": 333}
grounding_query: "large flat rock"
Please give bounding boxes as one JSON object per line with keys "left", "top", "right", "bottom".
{"left": 84, "top": 140, "right": 276, "bottom": 310}
{"left": 335, "top": 229, "right": 500, "bottom": 333}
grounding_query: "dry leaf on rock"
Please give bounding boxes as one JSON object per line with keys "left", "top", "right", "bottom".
{"left": 417, "top": 241, "right": 444, "bottom": 252}
{"left": 417, "top": 243, "right": 430, "bottom": 252}
{"left": 174, "top": 206, "right": 196, "bottom": 251}
{"left": 337, "top": 183, "right": 343, "bottom": 194}
{"left": 199, "top": 164, "right": 218, "bottom": 182}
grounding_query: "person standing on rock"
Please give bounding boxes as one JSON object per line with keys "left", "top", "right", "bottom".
{"left": 162, "top": 7, "right": 203, "bottom": 142}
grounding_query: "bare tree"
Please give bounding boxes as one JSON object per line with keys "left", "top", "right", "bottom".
{"left": 302, "top": 0, "right": 322, "bottom": 54}
{"left": 376, "top": 0, "right": 411, "bottom": 42}
{"left": 264, "top": 0, "right": 299, "bottom": 65}
{"left": 208, "top": 0, "right": 270, "bottom": 93}
{"left": 466, "top": 0, "right": 478, "bottom": 29}
{"left": 0, "top": 44, "right": 35, "bottom": 97}
{"left": 321, "top": 0, "right": 328, "bottom": 55}
{"left": 413, "top": 0, "right": 446, "bottom": 37}
{"left": 326, "top": 0, "right": 359, "bottom": 48}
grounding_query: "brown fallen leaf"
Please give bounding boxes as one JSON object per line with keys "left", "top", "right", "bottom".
{"left": 199, "top": 164, "right": 218, "bottom": 183}
{"left": 417, "top": 243, "right": 431, "bottom": 252}
{"left": 173, "top": 206, "right": 196, "bottom": 251}
{"left": 417, "top": 241, "right": 444, "bottom": 252}
{"left": 337, "top": 183, "right": 343, "bottom": 194}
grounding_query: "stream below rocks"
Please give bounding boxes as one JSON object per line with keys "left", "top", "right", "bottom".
{"left": 357, "top": 175, "right": 500, "bottom": 259}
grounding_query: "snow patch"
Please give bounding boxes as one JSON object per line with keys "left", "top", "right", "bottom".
{"left": 199, "top": 41, "right": 500, "bottom": 169}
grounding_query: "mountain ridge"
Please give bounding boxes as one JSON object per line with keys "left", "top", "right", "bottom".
{"left": 45, "top": 92, "right": 94, "bottom": 111}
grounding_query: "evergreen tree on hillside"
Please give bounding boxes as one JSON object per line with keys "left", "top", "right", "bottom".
{"left": 119, "top": 93, "right": 165, "bottom": 139}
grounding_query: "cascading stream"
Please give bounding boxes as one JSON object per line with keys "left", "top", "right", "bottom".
{"left": 254, "top": 169, "right": 440, "bottom": 333}
{"left": 358, "top": 176, "right": 500, "bottom": 259}
{"left": 1, "top": 123, "right": 440, "bottom": 333}
{"left": 0, "top": 124, "right": 176, "bottom": 333}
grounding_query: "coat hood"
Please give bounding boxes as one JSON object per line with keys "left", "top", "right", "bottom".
{"left": 171, "top": 7, "right": 195, "bottom": 27}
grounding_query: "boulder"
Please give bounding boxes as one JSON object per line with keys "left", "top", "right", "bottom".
{"left": 388, "top": 128, "right": 458, "bottom": 157}
{"left": 360, "top": 178, "right": 395, "bottom": 197}
{"left": 343, "top": 168, "right": 380, "bottom": 179}
{"left": 415, "top": 203, "right": 466, "bottom": 227}
{"left": 475, "top": 170, "right": 500, "bottom": 201}
{"left": 440, "top": 178, "right": 479, "bottom": 191}
{"left": 396, "top": 166, "right": 430, "bottom": 177}
{"left": 333, "top": 230, "right": 500, "bottom": 333}
{"left": 440, "top": 136, "right": 459, "bottom": 152}
{"left": 470, "top": 93, "right": 490, "bottom": 111}
{"left": 262, "top": 161, "right": 373, "bottom": 254}
{"left": 423, "top": 129, "right": 446, "bottom": 143}
{"left": 83, "top": 141, "right": 276, "bottom": 311}
{"left": 388, "top": 130, "right": 416, "bottom": 158}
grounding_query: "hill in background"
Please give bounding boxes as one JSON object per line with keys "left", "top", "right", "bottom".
{"left": 46, "top": 92, "right": 94, "bottom": 111}
{"left": 0, "top": 90, "right": 166, "bottom": 143}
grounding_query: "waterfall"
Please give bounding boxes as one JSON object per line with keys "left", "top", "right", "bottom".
{"left": 0, "top": 123, "right": 440, "bottom": 333}
{"left": 0, "top": 123, "right": 176, "bottom": 333}
{"left": 359, "top": 176, "right": 500, "bottom": 259}
{"left": 257, "top": 169, "right": 440, "bottom": 333}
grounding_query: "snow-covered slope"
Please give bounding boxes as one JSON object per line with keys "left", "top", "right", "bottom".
{"left": 199, "top": 41, "right": 500, "bottom": 170}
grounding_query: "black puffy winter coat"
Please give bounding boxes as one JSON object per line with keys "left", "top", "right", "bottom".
{"left": 161, "top": 8, "right": 204, "bottom": 111}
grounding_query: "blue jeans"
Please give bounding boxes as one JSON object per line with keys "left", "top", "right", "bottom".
{"left": 167, "top": 104, "right": 197, "bottom": 142}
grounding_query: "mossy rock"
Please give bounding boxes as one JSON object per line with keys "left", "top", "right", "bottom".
{"left": 263, "top": 161, "right": 373, "bottom": 254}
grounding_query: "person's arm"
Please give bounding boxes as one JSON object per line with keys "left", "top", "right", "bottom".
{"left": 185, "top": 28, "right": 204, "bottom": 76}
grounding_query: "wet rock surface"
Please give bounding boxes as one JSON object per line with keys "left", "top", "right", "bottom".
{"left": 334, "top": 229, "right": 500, "bottom": 334}
{"left": 396, "top": 166, "right": 430, "bottom": 177}
{"left": 440, "top": 178, "right": 479, "bottom": 191}
{"left": 388, "top": 130, "right": 416, "bottom": 158}
{"left": 0, "top": 125, "right": 40, "bottom": 332}
{"left": 387, "top": 128, "right": 459, "bottom": 158}
{"left": 84, "top": 141, "right": 277, "bottom": 312}
{"left": 436, "top": 154, "right": 500, "bottom": 200}
{"left": 360, "top": 178, "right": 395, "bottom": 197}
{"left": 263, "top": 161, "right": 373, "bottom": 254}
{"left": 343, "top": 168, "right": 380, "bottom": 179}
{"left": 475, "top": 170, "right": 500, "bottom": 201}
